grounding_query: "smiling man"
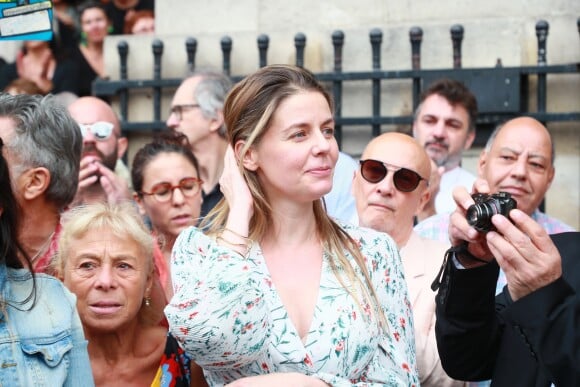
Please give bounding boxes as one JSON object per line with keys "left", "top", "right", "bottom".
{"left": 415, "top": 116, "right": 574, "bottom": 242}
{"left": 352, "top": 132, "right": 464, "bottom": 387}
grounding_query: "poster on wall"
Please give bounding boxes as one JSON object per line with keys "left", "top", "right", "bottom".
{"left": 0, "top": 0, "right": 53, "bottom": 41}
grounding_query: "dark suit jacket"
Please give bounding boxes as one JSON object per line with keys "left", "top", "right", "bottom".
{"left": 435, "top": 232, "right": 579, "bottom": 387}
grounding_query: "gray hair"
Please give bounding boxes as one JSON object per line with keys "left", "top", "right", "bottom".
{"left": 0, "top": 93, "right": 82, "bottom": 211}
{"left": 190, "top": 70, "right": 232, "bottom": 138}
{"left": 485, "top": 120, "right": 555, "bottom": 165}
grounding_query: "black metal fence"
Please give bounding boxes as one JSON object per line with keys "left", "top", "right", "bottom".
{"left": 93, "top": 19, "right": 580, "bottom": 149}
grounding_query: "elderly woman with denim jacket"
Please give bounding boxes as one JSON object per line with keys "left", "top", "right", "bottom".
{"left": 0, "top": 138, "right": 94, "bottom": 386}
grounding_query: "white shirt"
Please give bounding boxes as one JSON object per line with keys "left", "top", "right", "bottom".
{"left": 436, "top": 166, "right": 476, "bottom": 214}
{"left": 324, "top": 151, "right": 358, "bottom": 224}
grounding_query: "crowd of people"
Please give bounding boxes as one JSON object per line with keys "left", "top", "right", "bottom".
{"left": 0, "top": 44, "right": 577, "bottom": 387}
{"left": 0, "top": 0, "right": 155, "bottom": 99}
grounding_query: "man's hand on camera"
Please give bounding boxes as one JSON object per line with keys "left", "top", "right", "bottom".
{"left": 449, "top": 179, "right": 495, "bottom": 267}
{"left": 486, "top": 209, "right": 562, "bottom": 301}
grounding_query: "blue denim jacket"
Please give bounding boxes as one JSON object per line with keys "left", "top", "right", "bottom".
{"left": 0, "top": 264, "right": 94, "bottom": 386}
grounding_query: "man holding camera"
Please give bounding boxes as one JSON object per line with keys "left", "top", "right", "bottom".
{"left": 433, "top": 179, "right": 579, "bottom": 386}
{"left": 415, "top": 116, "right": 574, "bottom": 243}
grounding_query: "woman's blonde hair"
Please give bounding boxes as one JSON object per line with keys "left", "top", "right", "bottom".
{"left": 53, "top": 202, "right": 162, "bottom": 324}
{"left": 202, "top": 64, "right": 387, "bottom": 330}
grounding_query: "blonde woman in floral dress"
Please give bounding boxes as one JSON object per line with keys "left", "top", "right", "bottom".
{"left": 165, "top": 64, "right": 419, "bottom": 386}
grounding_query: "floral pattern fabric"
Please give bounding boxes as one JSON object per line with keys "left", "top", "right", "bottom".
{"left": 151, "top": 333, "right": 192, "bottom": 387}
{"left": 165, "top": 223, "right": 419, "bottom": 386}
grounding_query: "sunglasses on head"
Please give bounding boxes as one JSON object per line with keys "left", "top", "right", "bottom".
{"left": 78, "top": 121, "right": 115, "bottom": 141}
{"left": 359, "top": 159, "right": 427, "bottom": 192}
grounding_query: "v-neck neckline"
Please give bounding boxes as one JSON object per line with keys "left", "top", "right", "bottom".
{"left": 252, "top": 243, "right": 327, "bottom": 347}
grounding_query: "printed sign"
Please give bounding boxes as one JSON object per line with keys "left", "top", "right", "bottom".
{"left": 0, "top": 0, "right": 53, "bottom": 41}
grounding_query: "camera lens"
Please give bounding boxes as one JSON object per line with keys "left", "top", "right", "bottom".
{"left": 467, "top": 202, "right": 496, "bottom": 232}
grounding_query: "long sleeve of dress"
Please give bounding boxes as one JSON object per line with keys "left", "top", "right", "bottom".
{"left": 165, "top": 228, "right": 271, "bottom": 369}
{"left": 166, "top": 225, "right": 419, "bottom": 386}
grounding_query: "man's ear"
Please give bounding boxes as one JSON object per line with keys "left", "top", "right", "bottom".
{"left": 477, "top": 150, "right": 487, "bottom": 177}
{"left": 117, "top": 136, "right": 128, "bottom": 159}
{"left": 21, "top": 167, "right": 51, "bottom": 201}
{"left": 464, "top": 129, "right": 476, "bottom": 150}
{"left": 415, "top": 186, "right": 431, "bottom": 215}
{"left": 546, "top": 165, "right": 555, "bottom": 190}
{"left": 235, "top": 140, "right": 258, "bottom": 171}
{"left": 209, "top": 110, "right": 225, "bottom": 134}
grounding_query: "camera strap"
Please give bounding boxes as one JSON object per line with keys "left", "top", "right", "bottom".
{"left": 431, "top": 242, "right": 490, "bottom": 292}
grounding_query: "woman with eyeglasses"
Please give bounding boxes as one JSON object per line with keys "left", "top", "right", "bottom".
{"left": 131, "top": 131, "right": 208, "bottom": 386}
{"left": 164, "top": 64, "right": 419, "bottom": 386}
{"left": 0, "top": 138, "right": 94, "bottom": 386}
{"left": 131, "top": 131, "right": 203, "bottom": 300}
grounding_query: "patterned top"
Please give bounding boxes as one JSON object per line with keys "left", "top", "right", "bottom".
{"left": 165, "top": 223, "right": 419, "bottom": 386}
{"left": 414, "top": 209, "right": 574, "bottom": 244}
{"left": 151, "top": 333, "right": 192, "bottom": 387}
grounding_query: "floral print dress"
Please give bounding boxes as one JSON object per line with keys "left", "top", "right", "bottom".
{"left": 165, "top": 223, "right": 418, "bottom": 386}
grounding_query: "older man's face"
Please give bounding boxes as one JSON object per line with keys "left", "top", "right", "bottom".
{"left": 353, "top": 134, "right": 430, "bottom": 242}
{"left": 0, "top": 117, "right": 17, "bottom": 174}
{"left": 166, "top": 76, "right": 214, "bottom": 151}
{"left": 478, "top": 117, "right": 554, "bottom": 216}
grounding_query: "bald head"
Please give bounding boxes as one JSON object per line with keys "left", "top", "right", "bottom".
{"left": 67, "top": 97, "right": 126, "bottom": 172}
{"left": 354, "top": 132, "right": 431, "bottom": 247}
{"left": 362, "top": 132, "right": 432, "bottom": 179}
{"left": 479, "top": 116, "right": 555, "bottom": 215}
{"left": 486, "top": 117, "right": 554, "bottom": 164}
{"left": 68, "top": 97, "right": 121, "bottom": 135}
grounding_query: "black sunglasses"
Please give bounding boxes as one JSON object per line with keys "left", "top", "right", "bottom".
{"left": 359, "top": 159, "right": 427, "bottom": 192}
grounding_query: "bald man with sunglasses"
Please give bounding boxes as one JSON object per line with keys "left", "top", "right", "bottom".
{"left": 68, "top": 97, "right": 132, "bottom": 206}
{"left": 352, "top": 132, "right": 465, "bottom": 387}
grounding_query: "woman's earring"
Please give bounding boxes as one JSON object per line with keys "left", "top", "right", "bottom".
{"left": 144, "top": 297, "right": 151, "bottom": 307}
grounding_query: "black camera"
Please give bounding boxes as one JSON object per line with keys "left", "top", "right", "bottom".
{"left": 466, "top": 192, "right": 517, "bottom": 232}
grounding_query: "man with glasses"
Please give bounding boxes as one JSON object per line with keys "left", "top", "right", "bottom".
{"left": 352, "top": 132, "right": 464, "bottom": 387}
{"left": 413, "top": 79, "right": 478, "bottom": 221}
{"left": 166, "top": 70, "right": 232, "bottom": 218}
{"left": 0, "top": 93, "right": 82, "bottom": 272}
{"left": 68, "top": 96, "right": 131, "bottom": 206}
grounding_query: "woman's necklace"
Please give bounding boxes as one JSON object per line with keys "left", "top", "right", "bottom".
{"left": 30, "top": 231, "right": 55, "bottom": 263}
